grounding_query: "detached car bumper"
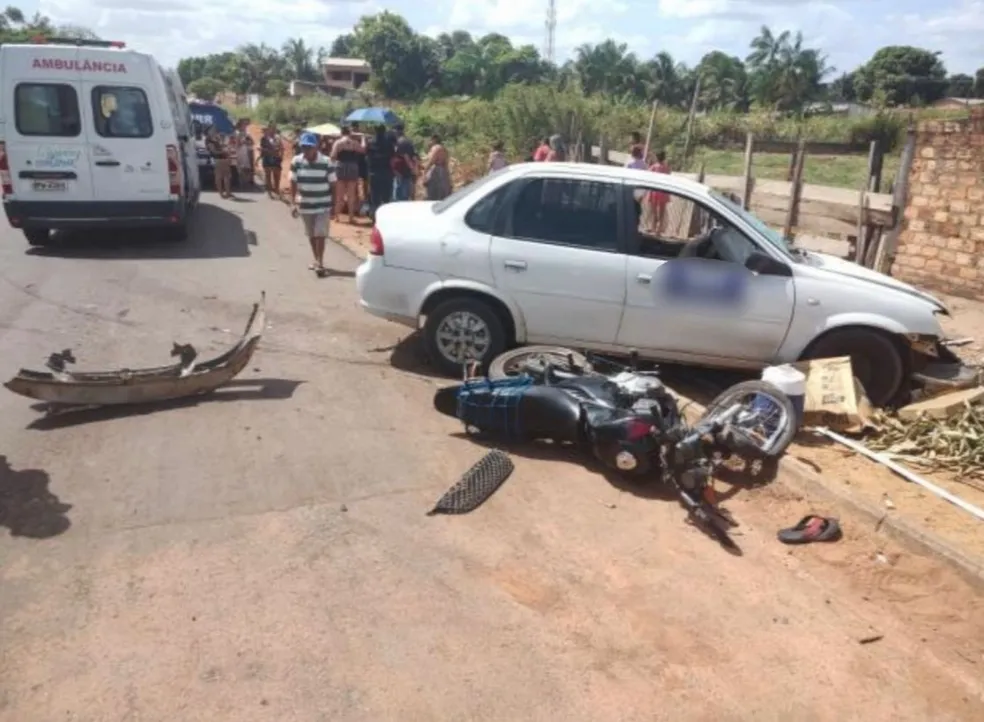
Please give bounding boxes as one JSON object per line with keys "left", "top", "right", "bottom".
{"left": 912, "top": 341, "right": 981, "bottom": 393}
{"left": 4, "top": 200, "right": 188, "bottom": 230}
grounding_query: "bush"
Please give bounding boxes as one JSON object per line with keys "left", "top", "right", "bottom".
{"left": 232, "top": 85, "right": 956, "bottom": 166}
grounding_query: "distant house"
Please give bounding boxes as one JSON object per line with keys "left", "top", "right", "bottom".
{"left": 804, "top": 101, "right": 874, "bottom": 117}
{"left": 321, "top": 58, "right": 371, "bottom": 94}
{"left": 931, "top": 97, "right": 984, "bottom": 110}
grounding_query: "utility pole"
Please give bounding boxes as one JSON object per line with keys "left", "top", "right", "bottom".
{"left": 545, "top": 0, "right": 557, "bottom": 64}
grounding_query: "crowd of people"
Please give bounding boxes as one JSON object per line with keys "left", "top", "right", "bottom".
{"left": 200, "top": 118, "right": 673, "bottom": 277}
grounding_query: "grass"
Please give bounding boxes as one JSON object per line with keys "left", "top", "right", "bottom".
{"left": 690, "top": 148, "right": 901, "bottom": 190}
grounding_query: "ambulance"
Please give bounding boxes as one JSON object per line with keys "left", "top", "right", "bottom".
{"left": 0, "top": 37, "right": 201, "bottom": 246}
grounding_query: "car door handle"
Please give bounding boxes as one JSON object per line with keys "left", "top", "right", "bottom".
{"left": 95, "top": 160, "right": 120, "bottom": 167}
{"left": 503, "top": 260, "right": 527, "bottom": 271}
{"left": 636, "top": 273, "right": 652, "bottom": 283}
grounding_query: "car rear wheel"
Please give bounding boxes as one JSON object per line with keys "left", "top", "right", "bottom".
{"left": 802, "top": 327, "right": 906, "bottom": 408}
{"left": 23, "top": 228, "right": 50, "bottom": 247}
{"left": 423, "top": 297, "right": 507, "bottom": 377}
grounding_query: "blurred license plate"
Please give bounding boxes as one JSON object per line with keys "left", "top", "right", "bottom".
{"left": 32, "top": 180, "right": 67, "bottom": 191}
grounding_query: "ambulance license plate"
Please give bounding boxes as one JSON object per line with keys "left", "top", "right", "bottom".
{"left": 32, "top": 180, "right": 67, "bottom": 191}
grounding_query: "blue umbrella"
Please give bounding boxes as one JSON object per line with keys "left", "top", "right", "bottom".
{"left": 344, "top": 107, "right": 401, "bottom": 126}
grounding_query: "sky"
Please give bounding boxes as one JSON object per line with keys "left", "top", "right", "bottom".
{"left": 26, "top": 0, "right": 984, "bottom": 75}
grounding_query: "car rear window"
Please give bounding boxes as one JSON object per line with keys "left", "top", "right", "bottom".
{"left": 14, "top": 83, "right": 81, "bottom": 137}
{"left": 432, "top": 171, "right": 502, "bottom": 214}
{"left": 91, "top": 86, "right": 153, "bottom": 138}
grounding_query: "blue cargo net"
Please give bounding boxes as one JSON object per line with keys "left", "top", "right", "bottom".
{"left": 456, "top": 375, "right": 534, "bottom": 438}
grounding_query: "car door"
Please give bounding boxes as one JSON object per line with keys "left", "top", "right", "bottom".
{"left": 489, "top": 174, "right": 627, "bottom": 346}
{"left": 616, "top": 181, "right": 794, "bottom": 363}
{"left": 6, "top": 76, "right": 96, "bottom": 203}
{"left": 83, "top": 82, "right": 168, "bottom": 201}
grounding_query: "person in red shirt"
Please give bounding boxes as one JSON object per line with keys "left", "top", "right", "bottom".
{"left": 648, "top": 150, "right": 671, "bottom": 235}
{"left": 533, "top": 137, "right": 551, "bottom": 162}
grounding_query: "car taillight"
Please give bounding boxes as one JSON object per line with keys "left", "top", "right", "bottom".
{"left": 369, "top": 226, "right": 384, "bottom": 256}
{"left": 0, "top": 142, "right": 12, "bottom": 197}
{"left": 165, "top": 144, "right": 181, "bottom": 195}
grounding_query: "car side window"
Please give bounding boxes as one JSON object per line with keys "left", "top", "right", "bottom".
{"left": 626, "top": 184, "right": 759, "bottom": 264}
{"left": 464, "top": 184, "right": 511, "bottom": 234}
{"left": 508, "top": 178, "right": 619, "bottom": 251}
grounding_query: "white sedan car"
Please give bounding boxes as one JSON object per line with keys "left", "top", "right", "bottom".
{"left": 356, "top": 162, "right": 967, "bottom": 407}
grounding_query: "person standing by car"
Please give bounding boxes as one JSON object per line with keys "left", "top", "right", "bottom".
{"left": 533, "top": 136, "right": 551, "bottom": 161}
{"left": 330, "top": 126, "right": 363, "bottom": 224}
{"left": 290, "top": 132, "right": 337, "bottom": 276}
{"left": 391, "top": 124, "right": 418, "bottom": 201}
{"left": 260, "top": 124, "right": 283, "bottom": 198}
{"left": 488, "top": 141, "right": 508, "bottom": 173}
{"left": 648, "top": 150, "right": 671, "bottom": 235}
{"left": 365, "top": 124, "right": 394, "bottom": 218}
{"left": 234, "top": 120, "right": 254, "bottom": 189}
{"left": 207, "top": 127, "right": 233, "bottom": 198}
{"left": 423, "top": 134, "right": 452, "bottom": 201}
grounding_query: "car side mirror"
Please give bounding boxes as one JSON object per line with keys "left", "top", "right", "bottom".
{"left": 745, "top": 250, "right": 791, "bottom": 277}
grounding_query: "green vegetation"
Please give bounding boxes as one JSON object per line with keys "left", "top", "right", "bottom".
{"left": 0, "top": 6, "right": 97, "bottom": 44}
{"left": 182, "top": 10, "right": 982, "bottom": 189}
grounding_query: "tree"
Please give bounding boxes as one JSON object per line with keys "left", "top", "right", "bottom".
{"left": 572, "top": 40, "right": 640, "bottom": 97}
{"left": 186, "top": 77, "right": 225, "bottom": 100}
{"left": 746, "top": 26, "right": 829, "bottom": 111}
{"left": 828, "top": 72, "right": 856, "bottom": 102}
{"left": 282, "top": 38, "right": 317, "bottom": 81}
{"left": 695, "top": 51, "right": 747, "bottom": 110}
{"left": 853, "top": 46, "right": 947, "bottom": 106}
{"left": 0, "top": 6, "right": 96, "bottom": 44}
{"left": 328, "top": 33, "right": 355, "bottom": 58}
{"left": 351, "top": 12, "right": 435, "bottom": 98}
{"left": 946, "top": 73, "right": 974, "bottom": 98}
{"left": 637, "top": 51, "right": 688, "bottom": 107}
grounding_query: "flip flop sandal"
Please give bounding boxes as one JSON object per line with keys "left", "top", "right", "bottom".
{"left": 777, "top": 515, "right": 842, "bottom": 544}
{"left": 316, "top": 267, "right": 329, "bottom": 278}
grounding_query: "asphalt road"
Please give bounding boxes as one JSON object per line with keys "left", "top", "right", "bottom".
{"left": 1, "top": 190, "right": 982, "bottom": 721}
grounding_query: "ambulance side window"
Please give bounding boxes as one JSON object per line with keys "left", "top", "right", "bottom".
{"left": 91, "top": 86, "right": 153, "bottom": 139}
{"left": 14, "top": 83, "right": 81, "bottom": 137}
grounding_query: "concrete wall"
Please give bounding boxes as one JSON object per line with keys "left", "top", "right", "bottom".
{"left": 893, "top": 108, "right": 984, "bottom": 298}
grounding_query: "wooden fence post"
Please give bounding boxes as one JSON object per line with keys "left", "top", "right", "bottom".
{"left": 874, "top": 120, "right": 918, "bottom": 275}
{"left": 741, "top": 132, "right": 755, "bottom": 209}
{"left": 783, "top": 140, "right": 806, "bottom": 241}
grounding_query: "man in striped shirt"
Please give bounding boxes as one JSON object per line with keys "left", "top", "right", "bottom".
{"left": 290, "top": 132, "right": 337, "bottom": 276}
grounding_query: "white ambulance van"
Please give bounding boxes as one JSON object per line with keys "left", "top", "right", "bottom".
{"left": 0, "top": 37, "right": 201, "bottom": 246}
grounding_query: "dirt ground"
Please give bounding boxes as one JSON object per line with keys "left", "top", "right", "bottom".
{"left": 1, "top": 194, "right": 983, "bottom": 721}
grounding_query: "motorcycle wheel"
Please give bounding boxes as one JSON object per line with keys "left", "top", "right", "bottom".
{"left": 488, "top": 346, "right": 593, "bottom": 381}
{"left": 702, "top": 379, "right": 797, "bottom": 459}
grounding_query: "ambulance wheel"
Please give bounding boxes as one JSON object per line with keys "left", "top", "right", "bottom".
{"left": 23, "top": 228, "right": 50, "bottom": 247}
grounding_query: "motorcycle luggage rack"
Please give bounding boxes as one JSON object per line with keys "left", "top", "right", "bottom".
{"left": 455, "top": 375, "right": 534, "bottom": 439}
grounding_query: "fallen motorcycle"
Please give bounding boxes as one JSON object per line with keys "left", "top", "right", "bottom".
{"left": 433, "top": 349, "right": 797, "bottom": 550}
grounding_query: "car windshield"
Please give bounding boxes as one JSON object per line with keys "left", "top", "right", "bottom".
{"left": 432, "top": 171, "right": 504, "bottom": 214}
{"left": 711, "top": 190, "right": 794, "bottom": 260}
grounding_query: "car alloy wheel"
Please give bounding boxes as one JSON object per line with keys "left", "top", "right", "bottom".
{"left": 434, "top": 310, "right": 492, "bottom": 365}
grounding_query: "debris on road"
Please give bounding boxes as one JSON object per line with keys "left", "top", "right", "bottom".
{"left": 4, "top": 293, "right": 266, "bottom": 409}
{"left": 427, "top": 449, "right": 514, "bottom": 515}
{"left": 869, "top": 395, "right": 984, "bottom": 482}
{"left": 815, "top": 427, "right": 984, "bottom": 523}
{"left": 859, "top": 634, "right": 884, "bottom": 645}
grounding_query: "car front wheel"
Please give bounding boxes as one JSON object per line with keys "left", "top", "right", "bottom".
{"left": 802, "top": 327, "right": 906, "bottom": 408}
{"left": 423, "top": 297, "right": 507, "bottom": 377}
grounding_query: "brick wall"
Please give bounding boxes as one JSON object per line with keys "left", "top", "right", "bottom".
{"left": 892, "top": 108, "right": 984, "bottom": 298}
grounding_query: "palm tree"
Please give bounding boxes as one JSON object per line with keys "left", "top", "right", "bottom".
{"left": 573, "top": 40, "right": 639, "bottom": 97}
{"left": 282, "top": 38, "right": 316, "bottom": 82}
{"left": 746, "top": 26, "right": 830, "bottom": 111}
